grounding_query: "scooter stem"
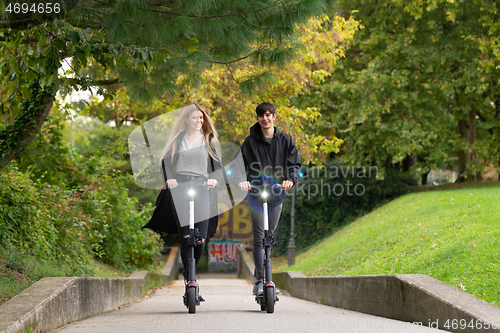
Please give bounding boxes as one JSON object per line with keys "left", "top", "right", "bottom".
{"left": 189, "top": 200, "right": 194, "bottom": 230}
{"left": 263, "top": 202, "right": 269, "bottom": 231}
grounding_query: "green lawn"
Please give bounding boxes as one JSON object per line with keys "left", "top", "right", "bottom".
{"left": 279, "top": 182, "right": 500, "bottom": 306}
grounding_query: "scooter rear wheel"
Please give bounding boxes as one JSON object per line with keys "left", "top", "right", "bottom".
{"left": 266, "top": 287, "right": 274, "bottom": 314}
{"left": 187, "top": 286, "right": 196, "bottom": 314}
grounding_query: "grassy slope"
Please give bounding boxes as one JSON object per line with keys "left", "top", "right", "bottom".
{"left": 279, "top": 182, "right": 500, "bottom": 306}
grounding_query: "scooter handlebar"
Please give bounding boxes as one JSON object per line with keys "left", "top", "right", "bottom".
{"left": 248, "top": 184, "right": 283, "bottom": 193}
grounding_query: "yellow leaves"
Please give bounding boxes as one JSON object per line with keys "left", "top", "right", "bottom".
{"left": 312, "top": 69, "right": 330, "bottom": 84}
{"left": 167, "top": 15, "right": 361, "bottom": 163}
{"left": 446, "top": 10, "right": 456, "bottom": 22}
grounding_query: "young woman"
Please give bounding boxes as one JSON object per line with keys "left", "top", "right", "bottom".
{"left": 144, "top": 103, "right": 221, "bottom": 281}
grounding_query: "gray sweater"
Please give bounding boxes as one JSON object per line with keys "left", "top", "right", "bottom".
{"left": 175, "top": 136, "right": 208, "bottom": 178}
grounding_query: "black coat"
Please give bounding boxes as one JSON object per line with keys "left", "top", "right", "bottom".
{"left": 142, "top": 132, "right": 221, "bottom": 241}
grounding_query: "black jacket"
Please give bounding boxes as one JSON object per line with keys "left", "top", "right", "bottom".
{"left": 231, "top": 123, "right": 301, "bottom": 207}
{"left": 142, "top": 132, "right": 221, "bottom": 240}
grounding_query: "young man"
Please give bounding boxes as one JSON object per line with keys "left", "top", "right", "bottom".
{"left": 233, "top": 102, "right": 301, "bottom": 295}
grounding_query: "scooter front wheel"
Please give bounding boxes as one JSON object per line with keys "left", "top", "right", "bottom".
{"left": 266, "top": 287, "right": 275, "bottom": 314}
{"left": 187, "top": 286, "right": 196, "bottom": 314}
{"left": 260, "top": 295, "right": 266, "bottom": 311}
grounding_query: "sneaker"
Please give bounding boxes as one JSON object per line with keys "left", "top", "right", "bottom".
{"left": 252, "top": 280, "right": 264, "bottom": 295}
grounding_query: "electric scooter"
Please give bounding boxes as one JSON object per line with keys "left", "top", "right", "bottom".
{"left": 182, "top": 183, "right": 206, "bottom": 314}
{"left": 251, "top": 184, "right": 281, "bottom": 314}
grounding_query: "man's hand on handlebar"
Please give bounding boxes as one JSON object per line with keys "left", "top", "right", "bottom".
{"left": 207, "top": 179, "right": 218, "bottom": 188}
{"left": 167, "top": 179, "right": 177, "bottom": 188}
{"left": 282, "top": 180, "right": 293, "bottom": 190}
{"left": 238, "top": 181, "right": 251, "bottom": 191}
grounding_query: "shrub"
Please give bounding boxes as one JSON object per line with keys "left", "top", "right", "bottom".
{"left": 0, "top": 165, "right": 90, "bottom": 273}
{"left": 75, "top": 172, "right": 160, "bottom": 271}
{"left": 0, "top": 164, "right": 161, "bottom": 274}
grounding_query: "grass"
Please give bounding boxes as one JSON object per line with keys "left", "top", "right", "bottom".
{"left": 277, "top": 182, "right": 500, "bottom": 306}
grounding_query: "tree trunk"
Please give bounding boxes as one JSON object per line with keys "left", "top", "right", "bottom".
{"left": 421, "top": 171, "right": 429, "bottom": 185}
{"left": 384, "top": 154, "right": 393, "bottom": 178}
{"left": 402, "top": 154, "right": 417, "bottom": 172}
{"left": 0, "top": 81, "right": 57, "bottom": 170}
{"left": 457, "top": 110, "right": 482, "bottom": 182}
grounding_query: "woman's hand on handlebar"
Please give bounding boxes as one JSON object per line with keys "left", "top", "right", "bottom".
{"left": 282, "top": 180, "right": 293, "bottom": 190}
{"left": 238, "top": 181, "right": 251, "bottom": 191}
{"left": 166, "top": 179, "right": 177, "bottom": 188}
{"left": 207, "top": 179, "right": 218, "bottom": 188}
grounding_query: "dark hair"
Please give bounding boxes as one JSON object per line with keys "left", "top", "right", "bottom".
{"left": 255, "top": 102, "right": 276, "bottom": 116}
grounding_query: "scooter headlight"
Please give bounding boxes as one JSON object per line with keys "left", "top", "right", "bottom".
{"left": 188, "top": 189, "right": 195, "bottom": 197}
{"left": 261, "top": 191, "right": 268, "bottom": 199}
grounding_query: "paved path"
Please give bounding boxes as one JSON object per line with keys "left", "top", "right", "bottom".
{"left": 54, "top": 274, "right": 449, "bottom": 333}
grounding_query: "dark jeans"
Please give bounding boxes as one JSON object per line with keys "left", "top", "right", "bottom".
{"left": 248, "top": 197, "right": 283, "bottom": 281}
{"left": 170, "top": 183, "right": 210, "bottom": 271}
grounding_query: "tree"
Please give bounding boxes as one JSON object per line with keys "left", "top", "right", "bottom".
{"left": 59, "top": 13, "right": 361, "bottom": 165}
{"left": 168, "top": 14, "right": 360, "bottom": 163}
{"left": 304, "top": 0, "right": 500, "bottom": 181}
{"left": 0, "top": 0, "right": 329, "bottom": 169}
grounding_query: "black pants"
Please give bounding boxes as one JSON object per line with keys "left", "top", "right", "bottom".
{"left": 247, "top": 196, "right": 283, "bottom": 281}
{"left": 170, "top": 183, "right": 210, "bottom": 271}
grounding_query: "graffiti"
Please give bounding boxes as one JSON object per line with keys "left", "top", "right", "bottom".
{"left": 208, "top": 191, "right": 253, "bottom": 271}
{"left": 212, "top": 199, "right": 252, "bottom": 242}
{"left": 208, "top": 239, "right": 240, "bottom": 271}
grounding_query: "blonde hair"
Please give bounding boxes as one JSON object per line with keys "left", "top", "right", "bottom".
{"left": 159, "top": 103, "right": 220, "bottom": 164}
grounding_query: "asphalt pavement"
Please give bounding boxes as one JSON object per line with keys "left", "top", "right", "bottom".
{"left": 53, "top": 273, "right": 449, "bottom": 333}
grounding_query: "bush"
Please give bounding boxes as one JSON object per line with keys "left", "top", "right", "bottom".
{"left": 274, "top": 160, "right": 414, "bottom": 255}
{"left": 0, "top": 165, "right": 91, "bottom": 273}
{"left": 0, "top": 164, "right": 161, "bottom": 274}
{"left": 75, "top": 172, "right": 160, "bottom": 271}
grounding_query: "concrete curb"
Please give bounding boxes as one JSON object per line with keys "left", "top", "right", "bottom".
{"left": 237, "top": 247, "right": 500, "bottom": 333}
{"left": 0, "top": 247, "right": 179, "bottom": 333}
{"left": 236, "top": 246, "right": 256, "bottom": 284}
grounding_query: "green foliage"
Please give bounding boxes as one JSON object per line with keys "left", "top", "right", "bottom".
{"left": 16, "top": 109, "right": 92, "bottom": 188}
{"left": 0, "top": 165, "right": 90, "bottom": 272}
{"left": 2, "top": 0, "right": 331, "bottom": 171}
{"left": 2, "top": 0, "right": 331, "bottom": 117}
{"left": 285, "top": 182, "right": 500, "bottom": 306}
{"left": 0, "top": 81, "right": 57, "bottom": 169}
{"left": 298, "top": 0, "right": 500, "bottom": 178}
{"left": 0, "top": 164, "right": 161, "bottom": 274}
{"left": 171, "top": 14, "right": 359, "bottom": 163}
{"left": 75, "top": 172, "right": 160, "bottom": 270}
{"left": 274, "top": 160, "right": 414, "bottom": 255}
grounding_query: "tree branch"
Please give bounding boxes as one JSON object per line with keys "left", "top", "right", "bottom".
{"left": 82, "top": 7, "right": 144, "bottom": 27}
{"left": 95, "top": 78, "right": 121, "bottom": 86}
{"left": 224, "top": 64, "right": 242, "bottom": 84}
{"left": 149, "top": 4, "right": 277, "bottom": 19}
{"left": 62, "top": 77, "right": 121, "bottom": 86}
{"left": 241, "top": 14, "right": 260, "bottom": 28}
{"left": 209, "top": 46, "right": 266, "bottom": 65}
